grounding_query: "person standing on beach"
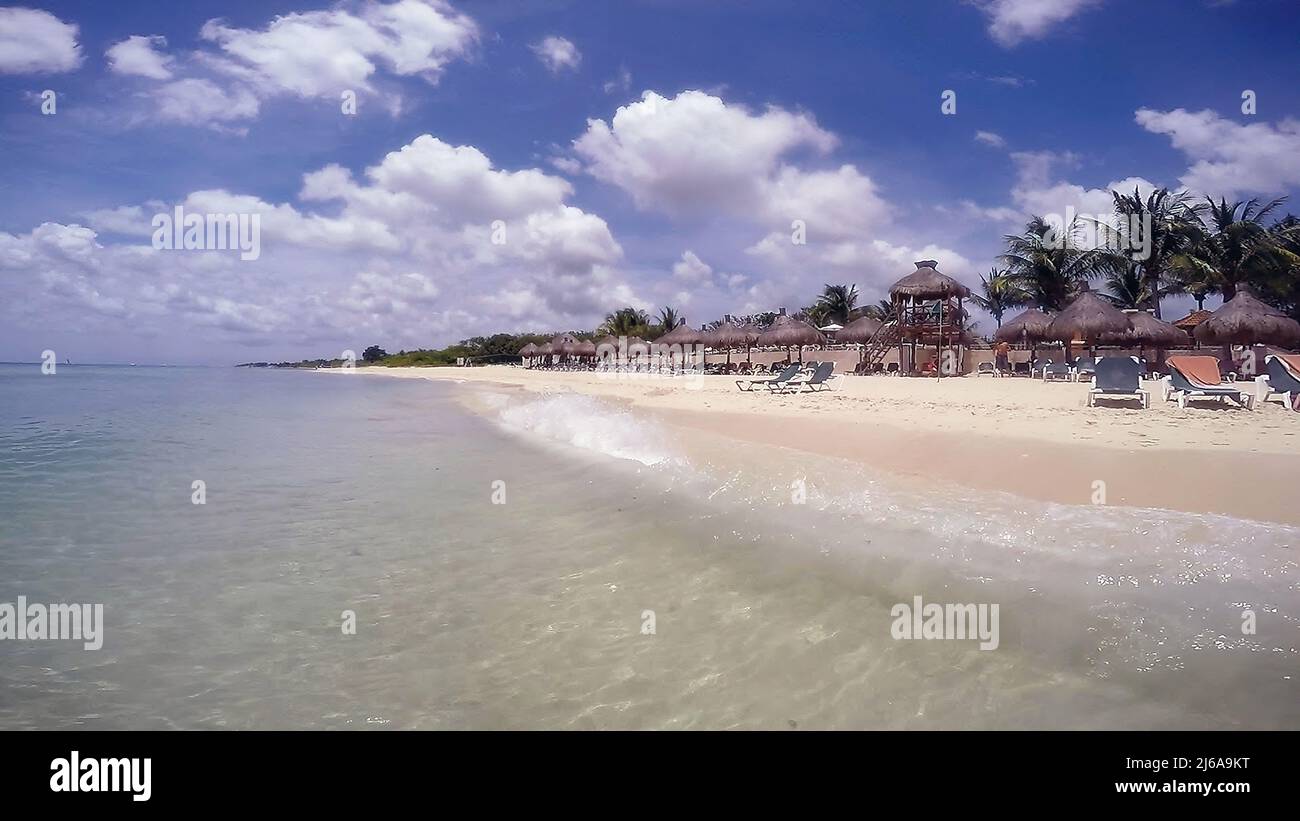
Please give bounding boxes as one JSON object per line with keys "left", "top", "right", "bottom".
{"left": 994, "top": 341, "right": 1010, "bottom": 376}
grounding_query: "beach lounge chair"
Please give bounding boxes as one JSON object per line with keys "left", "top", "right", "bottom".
{"left": 1162, "top": 355, "right": 1256, "bottom": 409}
{"left": 1072, "top": 356, "right": 1097, "bottom": 382}
{"left": 1087, "top": 356, "right": 1149, "bottom": 408}
{"left": 735, "top": 363, "right": 800, "bottom": 392}
{"left": 1257, "top": 354, "right": 1300, "bottom": 408}
{"left": 976, "top": 361, "right": 995, "bottom": 377}
{"left": 777, "top": 361, "right": 836, "bottom": 393}
{"left": 1041, "top": 362, "right": 1071, "bottom": 381}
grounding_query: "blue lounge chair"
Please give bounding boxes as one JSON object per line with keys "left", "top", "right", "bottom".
{"left": 1073, "top": 356, "right": 1097, "bottom": 382}
{"left": 1087, "top": 356, "right": 1148, "bottom": 408}
{"left": 1258, "top": 355, "right": 1300, "bottom": 408}
{"left": 736, "top": 363, "right": 800, "bottom": 392}
{"left": 777, "top": 361, "right": 836, "bottom": 393}
{"left": 1042, "top": 362, "right": 1071, "bottom": 381}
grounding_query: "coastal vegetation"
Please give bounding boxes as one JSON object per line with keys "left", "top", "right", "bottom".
{"left": 270, "top": 189, "right": 1299, "bottom": 368}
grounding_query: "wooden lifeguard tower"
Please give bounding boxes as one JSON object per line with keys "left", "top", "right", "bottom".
{"left": 860, "top": 260, "right": 972, "bottom": 377}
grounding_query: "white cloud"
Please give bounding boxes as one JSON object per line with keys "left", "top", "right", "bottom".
{"left": 152, "top": 79, "right": 261, "bottom": 130}
{"left": 574, "top": 90, "right": 839, "bottom": 216}
{"left": 574, "top": 89, "right": 969, "bottom": 309}
{"left": 531, "top": 36, "right": 580, "bottom": 73}
{"left": 973, "top": 0, "right": 1101, "bottom": 47}
{"left": 199, "top": 0, "right": 478, "bottom": 97}
{"left": 974, "top": 130, "right": 1006, "bottom": 148}
{"left": 672, "top": 250, "right": 713, "bottom": 284}
{"left": 106, "top": 35, "right": 174, "bottom": 80}
{"left": 103, "top": 1, "right": 478, "bottom": 129}
{"left": 1006, "top": 150, "right": 1157, "bottom": 224}
{"left": 603, "top": 66, "right": 632, "bottom": 94}
{"left": 1135, "top": 107, "right": 1300, "bottom": 198}
{"left": 3, "top": 132, "right": 634, "bottom": 356}
{"left": 0, "top": 7, "right": 82, "bottom": 73}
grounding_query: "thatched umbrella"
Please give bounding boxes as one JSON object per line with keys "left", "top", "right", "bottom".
{"left": 756, "top": 310, "right": 826, "bottom": 363}
{"left": 519, "top": 342, "right": 538, "bottom": 368}
{"left": 654, "top": 320, "right": 705, "bottom": 369}
{"left": 536, "top": 341, "right": 554, "bottom": 368}
{"left": 703, "top": 318, "right": 751, "bottom": 365}
{"left": 837, "top": 315, "right": 883, "bottom": 345}
{"left": 888, "top": 260, "right": 971, "bottom": 377}
{"left": 837, "top": 315, "right": 883, "bottom": 368}
{"left": 1098, "top": 311, "right": 1184, "bottom": 371}
{"left": 995, "top": 308, "right": 1053, "bottom": 344}
{"left": 1101, "top": 311, "right": 1185, "bottom": 347}
{"left": 1045, "top": 284, "right": 1130, "bottom": 358}
{"left": 573, "top": 339, "right": 598, "bottom": 359}
{"left": 1194, "top": 286, "right": 1300, "bottom": 349}
{"left": 995, "top": 308, "right": 1054, "bottom": 373}
{"left": 549, "top": 333, "right": 579, "bottom": 366}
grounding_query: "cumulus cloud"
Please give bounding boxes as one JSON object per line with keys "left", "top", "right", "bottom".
{"left": 531, "top": 36, "right": 580, "bottom": 73}
{"left": 106, "top": 35, "right": 174, "bottom": 80}
{"left": 569, "top": 89, "right": 970, "bottom": 309}
{"left": 574, "top": 90, "right": 839, "bottom": 217}
{"left": 1135, "top": 107, "right": 1300, "bottom": 198}
{"left": 974, "top": 130, "right": 1006, "bottom": 148}
{"left": 199, "top": 0, "right": 478, "bottom": 97}
{"left": 3, "top": 132, "right": 633, "bottom": 356}
{"left": 672, "top": 250, "right": 713, "bottom": 284}
{"left": 101, "top": 1, "right": 478, "bottom": 130}
{"left": 972, "top": 0, "right": 1101, "bottom": 47}
{"left": 0, "top": 7, "right": 82, "bottom": 73}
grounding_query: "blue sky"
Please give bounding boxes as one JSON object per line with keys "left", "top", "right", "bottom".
{"left": 2, "top": 0, "right": 1299, "bottom": 364}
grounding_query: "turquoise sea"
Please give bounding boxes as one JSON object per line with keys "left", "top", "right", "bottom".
{"left": 0, "top": 364, "right": 1295, "bottom": 729}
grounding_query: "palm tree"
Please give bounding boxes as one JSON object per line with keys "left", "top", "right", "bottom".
{"left": 655, "top": 306, "right": 680, "bottom": 336}
{"left": 1253, "top": 215, "right": 1300, "bottom": 322}
{"left": 864, "top": 298, "right": 896, "bottom": 321}
{"left": 999, "top": 216, "right": 1108, "bottom": 312}
{"left": 1104, "top": 187, "right": 1204, "bottom": 318}
{"left": 1100, "top": 265, "right": 1151, "bottom": 309}
{"left": 1171, "top": 197, "right": 1294, "bottom": 305}
{"left": 599, "top": 307, "right": 651, "bottom": 337}
{"left": 815, "top": 283, "right": 859, "bottom": 325}
{"left": 969, "top": 268, "right": 1029, "bottom": 327}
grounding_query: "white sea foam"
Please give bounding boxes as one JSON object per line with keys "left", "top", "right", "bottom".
{"left": 494, "top": 392, "right": 678, "bottom": 466}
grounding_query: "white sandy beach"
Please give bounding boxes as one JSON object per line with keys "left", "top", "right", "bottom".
{"left": 339, "top": 365, "right": 1300, "bottom": 526}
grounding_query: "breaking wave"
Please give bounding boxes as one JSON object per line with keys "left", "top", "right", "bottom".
{"left": 492, "top": 392, "right": 678, "bottom": 467}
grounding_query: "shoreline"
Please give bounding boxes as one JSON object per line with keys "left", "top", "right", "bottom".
{"left": 333, "top": 365, "right": 1300, "bottom": 526}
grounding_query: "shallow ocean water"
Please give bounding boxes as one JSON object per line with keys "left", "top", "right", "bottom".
{"left": 0, "top": 364, "right": 1295, "bottom": 729}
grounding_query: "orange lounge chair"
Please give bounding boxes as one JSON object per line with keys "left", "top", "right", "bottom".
{"left": 1162, "top": 355, "right": 1255, "bottom": 410}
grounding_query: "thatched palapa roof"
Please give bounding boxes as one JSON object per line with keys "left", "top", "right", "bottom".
{"left": 1102, "top": 311, "right": 1186, "bottom": 348}
{"left": 703, "top": 319, "right": 751, "bottom": 349}
{"left": 550, "top": 333, "right": 579, "bottom": 353}
{"left": 654, "top": 320, "right": 705, "bottom": 346}
{"left": 995, "top": 308, "right": 1054, "bottom": 343}
{"left": 836, "top": 315, "right": 884, "bottom": 344}
{"left": 1045, "top": 285, "right": 1129, "bottom": 344}
{"left": 756, "top": 311, "right": 826, "bottom": 348}
{"left": 889, "top": 260, "right": 972, "bottom": 300}
{"left": 1194, "top": 287, "right": 1300, "bottom": 347}
{"left": 518, "top": 342, "right": 538, "bottom": 356}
